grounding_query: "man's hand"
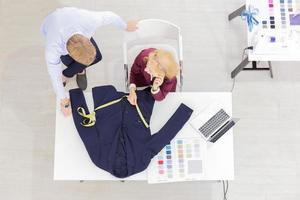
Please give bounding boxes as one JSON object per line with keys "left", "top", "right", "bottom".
{"left": 62, "top": 74, "right": 70, "bottom": 83}
{"left": 127, "top": 87, "right": 137, "bottom": 105}
{"left": 152, "top": 76, "right": 164, "bottom": 91}
{"left": 60, "top": 98, "right": 72, "bottom": 117}
{"left": 126, "top": 20, "right": 138, "bottom": 32}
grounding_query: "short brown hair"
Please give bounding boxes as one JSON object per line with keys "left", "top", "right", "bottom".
{"left": 66, "top": 34, "right": 96, "bottom": 66}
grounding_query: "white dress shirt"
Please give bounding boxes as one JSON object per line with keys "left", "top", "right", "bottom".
{"left": 40, "top": 7, "right": 127, "bottom": 100}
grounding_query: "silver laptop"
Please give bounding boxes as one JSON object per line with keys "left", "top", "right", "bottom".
{"left": 190, "top": 103, "right": 237, "bottom": 143}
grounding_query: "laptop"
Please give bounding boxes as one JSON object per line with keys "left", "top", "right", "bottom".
{"left": 190, "top": 103, "right": 237, "bottom": 143}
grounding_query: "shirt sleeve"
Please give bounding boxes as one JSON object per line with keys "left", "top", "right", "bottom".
{"left": 79, "top": 9, "right": 127, "bottom": 30}
{"left": 145, "top": 103, "right": 193, "bottom": 156}
{"left": 45, "top": 46, "right": 67, "bottom": 101}
{"left": 151, "top": 78, "right": 177, "bottom": 101}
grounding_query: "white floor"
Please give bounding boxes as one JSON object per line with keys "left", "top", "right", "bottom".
{"left": 0, "top": 0, "right": 300, "bottom": 199}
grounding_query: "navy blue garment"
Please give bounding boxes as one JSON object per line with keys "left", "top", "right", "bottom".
{"left": 69, "top": 85, "right": 193, "bottom": 178}
{"left": 61, "top": 37, "right": 102, "bottom": 78}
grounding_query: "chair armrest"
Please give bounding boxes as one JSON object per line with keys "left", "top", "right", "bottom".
{"left": 124, "top": 64, "right": 129, "bottom": 92}
{"left": 179, "top": 60, "right": 183, "bottom": 92}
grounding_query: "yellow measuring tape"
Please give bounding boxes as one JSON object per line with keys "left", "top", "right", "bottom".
{"left": 77, "top": 96, "right": 149, "bottom": 128}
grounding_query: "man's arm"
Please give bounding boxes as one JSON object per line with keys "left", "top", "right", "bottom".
{"left": 80, "top": 10, "right": 127, "bottom": 29}
{"left": 45, "top": 46, "right": 66, "bottom": 101}
{"left": 78, "top": 9, "right": 137, "bottom": 31}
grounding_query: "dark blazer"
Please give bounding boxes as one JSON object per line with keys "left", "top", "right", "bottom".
{"left": 70, "top": 85, "right": 193, "bottom": 178}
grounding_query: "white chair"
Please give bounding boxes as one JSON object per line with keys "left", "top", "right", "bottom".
{"left": 123, "top": 19, "right": 183, "bottom": 92}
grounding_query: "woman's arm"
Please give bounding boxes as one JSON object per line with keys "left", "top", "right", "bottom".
{"left": 151, "top": 78, "right": 177, "bottom": 101}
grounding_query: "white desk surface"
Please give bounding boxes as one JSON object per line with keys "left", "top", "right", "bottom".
{"left": 54, "top": 92, "right": 234, "bottom": 181}
{"left": 247, "top": 0, "right": 300, "bottom": 61}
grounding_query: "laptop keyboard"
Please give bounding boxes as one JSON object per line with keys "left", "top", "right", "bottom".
{"left": 199, "top": 109, "right": 230, "bottom": 137}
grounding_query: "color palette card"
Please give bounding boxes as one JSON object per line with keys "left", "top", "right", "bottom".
{"left": 254, "top": 0, "right": 292, "bottom": 30}
{"left": 147, "top": 138, "right": 206, "bottom": 184}
{"left": 248, "top": 0, "right": 300, "bottom": 53}
{"left": 251, "top": 0, "right": 300, "bottom": 29}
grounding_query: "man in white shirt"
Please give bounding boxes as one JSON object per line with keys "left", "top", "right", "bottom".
{"left": 41, "top": 7, "right": 137, "bottom": 116}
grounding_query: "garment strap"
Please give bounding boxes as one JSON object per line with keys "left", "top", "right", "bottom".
{"left": 77, "top": 96, "right": 149, "bottom": 128}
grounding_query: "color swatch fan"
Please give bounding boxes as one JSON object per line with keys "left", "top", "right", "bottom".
{"left": 147, "top": 138, "right": 206, "bottom": 184}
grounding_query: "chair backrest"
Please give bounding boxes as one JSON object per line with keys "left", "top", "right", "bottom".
{"left": 124, "top": 19, "right": 181, "bottom": 42}
{"left": 123, "top": 19, "right": 183, "bottom": 64}
{"left": 123, "top": 19, "right": 183, "bottom": 92}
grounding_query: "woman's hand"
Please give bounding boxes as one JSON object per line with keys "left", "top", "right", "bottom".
{"left": 152, "top": 76, "right": 164, "bottom": 91}
{"left": 127, "top": 87, "right": 137, "bottom": 105}
{"left": 60, "top": 98, "right": 72, "bottom": 117}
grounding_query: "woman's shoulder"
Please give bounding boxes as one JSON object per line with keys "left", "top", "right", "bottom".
{"left": 140, "top": 48, "right": 156, "bottom": 56}
{"left": 135, "top": 48, "right": 157, "bottom": 64}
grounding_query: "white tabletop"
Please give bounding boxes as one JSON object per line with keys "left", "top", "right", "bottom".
{"left": 247, "top": 0, "right": 300, "bottom": 61}
{"left": 54, "top": 92, "right": 234, "bottom": 181}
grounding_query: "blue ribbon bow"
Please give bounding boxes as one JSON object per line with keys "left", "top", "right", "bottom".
{"left": 241, "top": 6, "right": 259, "bottom": 32}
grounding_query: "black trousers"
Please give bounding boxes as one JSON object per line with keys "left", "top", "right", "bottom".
{"left": 60, "top": 37, "right": 102, "bottom": 78}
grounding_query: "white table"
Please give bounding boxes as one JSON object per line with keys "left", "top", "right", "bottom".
{"left": 229, "top": 0, "right": 300, "bottom": 78}
{"left": 54, "top": 92, "right": 234, "bottom": 181}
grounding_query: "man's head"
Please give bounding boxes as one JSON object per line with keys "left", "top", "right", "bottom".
{"left": 66, "top": 34, "right": 96, "bottom": 66}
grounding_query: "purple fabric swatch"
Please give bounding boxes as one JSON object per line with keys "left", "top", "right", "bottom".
{"left": 290, "top": 14, "right": 300, "bottom": 25}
